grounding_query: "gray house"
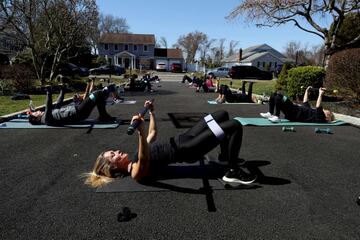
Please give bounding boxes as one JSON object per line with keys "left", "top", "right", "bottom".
{"left": 97, "top": 33, "right": 184, "bottom": 70}
{"left": 223, "top": 44, "right": 294, "bottom": 72}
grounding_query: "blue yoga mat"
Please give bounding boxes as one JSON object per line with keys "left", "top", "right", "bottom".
{"left": 234, "top": 117, "right": 347, "bottom": 126}
{"left": 0, "top": 118, "right": 121, "bottom": 129}
{"left": 207, "top": 100, "right": 257, "bottom": 105}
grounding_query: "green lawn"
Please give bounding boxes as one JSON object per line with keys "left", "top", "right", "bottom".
{"left": 0, "top": 93, "right": 74, "bottom": 116}
{"left": 216, "top": 78, "right": 276, "bottom": 96}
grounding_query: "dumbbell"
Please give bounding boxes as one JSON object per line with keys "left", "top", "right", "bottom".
{"left": 300, "top": 86, "right": 338, "bottom": 94}
{"left": 282, "top": 127, "right": 295, "bottom": 132}
{"left": 315, "top": 128, "right": 332, "bottom": 134}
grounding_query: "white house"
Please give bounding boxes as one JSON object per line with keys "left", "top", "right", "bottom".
{"left": 223, "top": 44, "right": 294, "bottom": 72}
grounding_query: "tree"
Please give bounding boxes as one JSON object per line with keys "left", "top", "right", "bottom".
{"left": 158, "top": 36, "right": 168, "bottom": 48}
{"left": 199, "top": 38, "right": 215, "bottom": 67}
{"left": 98, "top": 14, "right": 130, "bottom": 34}
{"left": 1, "top": 0, "right": 99, "bottom": 83}
{"left": 332, "top": 12, "right": 360, "bottom": 48}
{"left": 174, "top": 31, "right": 208, "bottom": 64}
{"left": 227, "top": 40, "right": 239, "bottom": 57}
{"left": 227, "top": 0, "right": 360, "bottom": 65}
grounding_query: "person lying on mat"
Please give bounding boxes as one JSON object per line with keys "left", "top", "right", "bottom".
{"left": 214, "top": 81, "right": 255, "bottom": 104}
{"left": 28, "top": 84, "right": 117, "bottom": 126}
{"left": 84, "top": 103, "right": 256, "bottom": 188}
{"left": 260, "top": 86, "right": 335, "bottom": 123}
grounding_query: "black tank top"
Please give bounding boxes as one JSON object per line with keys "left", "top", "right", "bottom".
{"left": 132, "top": 140, "right": 177, "bottom": 172}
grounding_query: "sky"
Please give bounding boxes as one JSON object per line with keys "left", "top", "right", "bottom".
{"left": 96, "top": 0, "right": 327, "bottom": 54}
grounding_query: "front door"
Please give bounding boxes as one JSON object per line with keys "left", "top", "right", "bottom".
{"left": 124, "top": 58, "right": 130, "bottom": 69}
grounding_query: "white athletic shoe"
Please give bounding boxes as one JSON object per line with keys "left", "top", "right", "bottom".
{"left": 268, "top": 116, "right": 280, "bottom": 122}
{"left": 260, "top": 112, "right": 272, "bottom": 118}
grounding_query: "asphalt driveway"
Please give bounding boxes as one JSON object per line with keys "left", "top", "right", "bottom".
{"left": 1, "top": 79, "right": 359, "bottom": 240}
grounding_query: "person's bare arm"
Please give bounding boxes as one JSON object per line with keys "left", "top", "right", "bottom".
{"left": 146, "top": 100, "right": 157, "bottom": 143}
{"left": 130, "top": 116, "right": 151, "bottom": 180}
{"left": 303, "top": 86, "right": 312, "bottom": 103}
{"left": 316, "top": 88, "right": 326, "bottom": 108}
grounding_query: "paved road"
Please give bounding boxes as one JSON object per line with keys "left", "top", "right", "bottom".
{"left": 1, "top": 81, "right": 360, "bottom": 240}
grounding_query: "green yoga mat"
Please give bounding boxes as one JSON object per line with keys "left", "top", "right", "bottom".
{"left": 208, "top": 100, "right": 256, "bottom": 105}
{"left": 234, "top": 117, "right": 347, "bottom": 126}
{"left": 0, "top": 118, "right": 121, "bottom": 129}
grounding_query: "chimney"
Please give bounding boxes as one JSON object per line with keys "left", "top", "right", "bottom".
{"left": 238, "top": 48, "right": 243, "bottom": 63}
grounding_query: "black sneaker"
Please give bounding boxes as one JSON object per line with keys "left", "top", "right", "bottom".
{"left": 222, "top": 168, "right": 256, "bottom": 184}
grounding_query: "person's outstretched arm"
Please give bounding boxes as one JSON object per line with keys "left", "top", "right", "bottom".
{"left": 316, "top": 88, "right": 326, "bottom": 108}
{"left": 303, "top": 86, "right": 312, "bottom": 103}
{"left": 146, "top": 100, "right": 157, "bottom": 143}
{"left": 131, "top": 116, "right": 151, "bottom": 180}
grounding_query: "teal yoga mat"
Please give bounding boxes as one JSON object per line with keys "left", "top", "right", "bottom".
{"left": 208, "top": 100, "right": 256, "bottom": 105}
{"left": 0, "top": 118, "right": 121, "bottom": 129}
{"left": 234, "top": 117, "right": 347, "bottom": 126}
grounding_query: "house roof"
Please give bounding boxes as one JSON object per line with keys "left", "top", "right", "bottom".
{"left": 154, "top": 48, "right": 183, "bottom": 59}
{"left": 223, "top": 43, "right": 293, "bottom": 63}
{"left": 167, "top": 48, "right": 183, "bottom": 59}
{"left": 98, "top": 33, "right": 155, "bottom": 44}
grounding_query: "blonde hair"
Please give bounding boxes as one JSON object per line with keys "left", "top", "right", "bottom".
{"left": 83, "top": 152, "right": 115, "bottom": 188}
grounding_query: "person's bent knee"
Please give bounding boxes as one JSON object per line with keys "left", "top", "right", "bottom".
{"left": 211, "top": 110, "right": 229, "bottom": 122}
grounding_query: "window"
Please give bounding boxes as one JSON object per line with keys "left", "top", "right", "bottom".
{"left": 125, "top": 44, "right": 128, "bottom": 51}
{"left": 263, "top": 62, "right": 265, "bottom": 67}
{"left": 104, "top": 44, "right": 108, "bottom": 50}
{"left": 257, "top": 62, "right": 260, "bottom": 67}
{"left": 144, "top": 45, "right": 148, "bottom": 52}
{"left": 269, "top": 62, "right": 272, "bottom": 67}
{"left": 114, "top": 44, "right": 118, "bottom": 50}
{"left": 275, "top": 62, "right": 277, "bottom": 68}
{"left": 134, "top": 45, "right": 138, "bottom": 51}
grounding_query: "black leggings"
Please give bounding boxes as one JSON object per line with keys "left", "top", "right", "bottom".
{"left": 269, "top": 93, "right": 296, "bottom": 119}
{"left": 176, "top": 110, "right": 243, "bottom": 169}
{"left": 76, "top": 90, "right": 110, "bottom": 120}
{"left": 221, "top": 82, "right": 253, "bottom": 103}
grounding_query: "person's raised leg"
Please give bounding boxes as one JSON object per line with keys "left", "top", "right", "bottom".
{"left": 180, "top": 110, "right": 229, "bottom": 139}
{"left": 54, "top": 87, "right": 65, "bottom": 109}
{"left": 247, "top": 82, "right": 254, "bottom": 102}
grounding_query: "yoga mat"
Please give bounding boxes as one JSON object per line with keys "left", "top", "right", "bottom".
{"left": 208, "top": 100, "right": 257, "bottom": 105}
{"left": 0, "top": 118, "right": 121, "bottom": 129}
{"left": 96, "top": 159, "right": 230, "bottom": 193}
{"left": 168, "top": 112, "right": 207, "bottom": 128}
{"left": 234, "top": 117, "right": 347, "bottom": 126}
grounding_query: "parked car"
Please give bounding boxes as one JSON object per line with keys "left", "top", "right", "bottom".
{"left": 170, "top": 63, "right": 182, "bottom": 73}
{"left": 156, "top": 63, "right": 167, "bottom": 72}
{"left": 229, "top": 66, "right": 272, "bottom": 80}
{"left": 207, "top": 67, "right": 229, "bottom": 78}
{"left": 89, "top": 65, "right": 125, "bottom": 76}
{"left": 59, "top": 63, "right": 89, "bottom": 77}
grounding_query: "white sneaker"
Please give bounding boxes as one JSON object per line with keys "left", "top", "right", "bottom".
{"left": 268, "top": 116, "right": 280, "bottom": 122}
{"left": 260, "top": 112, "right": 272, "bottom": 118}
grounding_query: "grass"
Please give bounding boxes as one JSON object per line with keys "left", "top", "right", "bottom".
{"left": 0, "top": 75, "right": 129, "bottom": 116}
{"left": 216, "top": 78, "right": 277, "bottom": 96}
{"left": 0, "top": 93, "right": 74, "bottom": 116}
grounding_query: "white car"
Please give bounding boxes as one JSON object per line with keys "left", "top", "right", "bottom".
{"left": 207, "top": 67, "right": 229, "bottom": 78}
{"left": 156, "top": 63, "right": 167, "bottom": 71}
